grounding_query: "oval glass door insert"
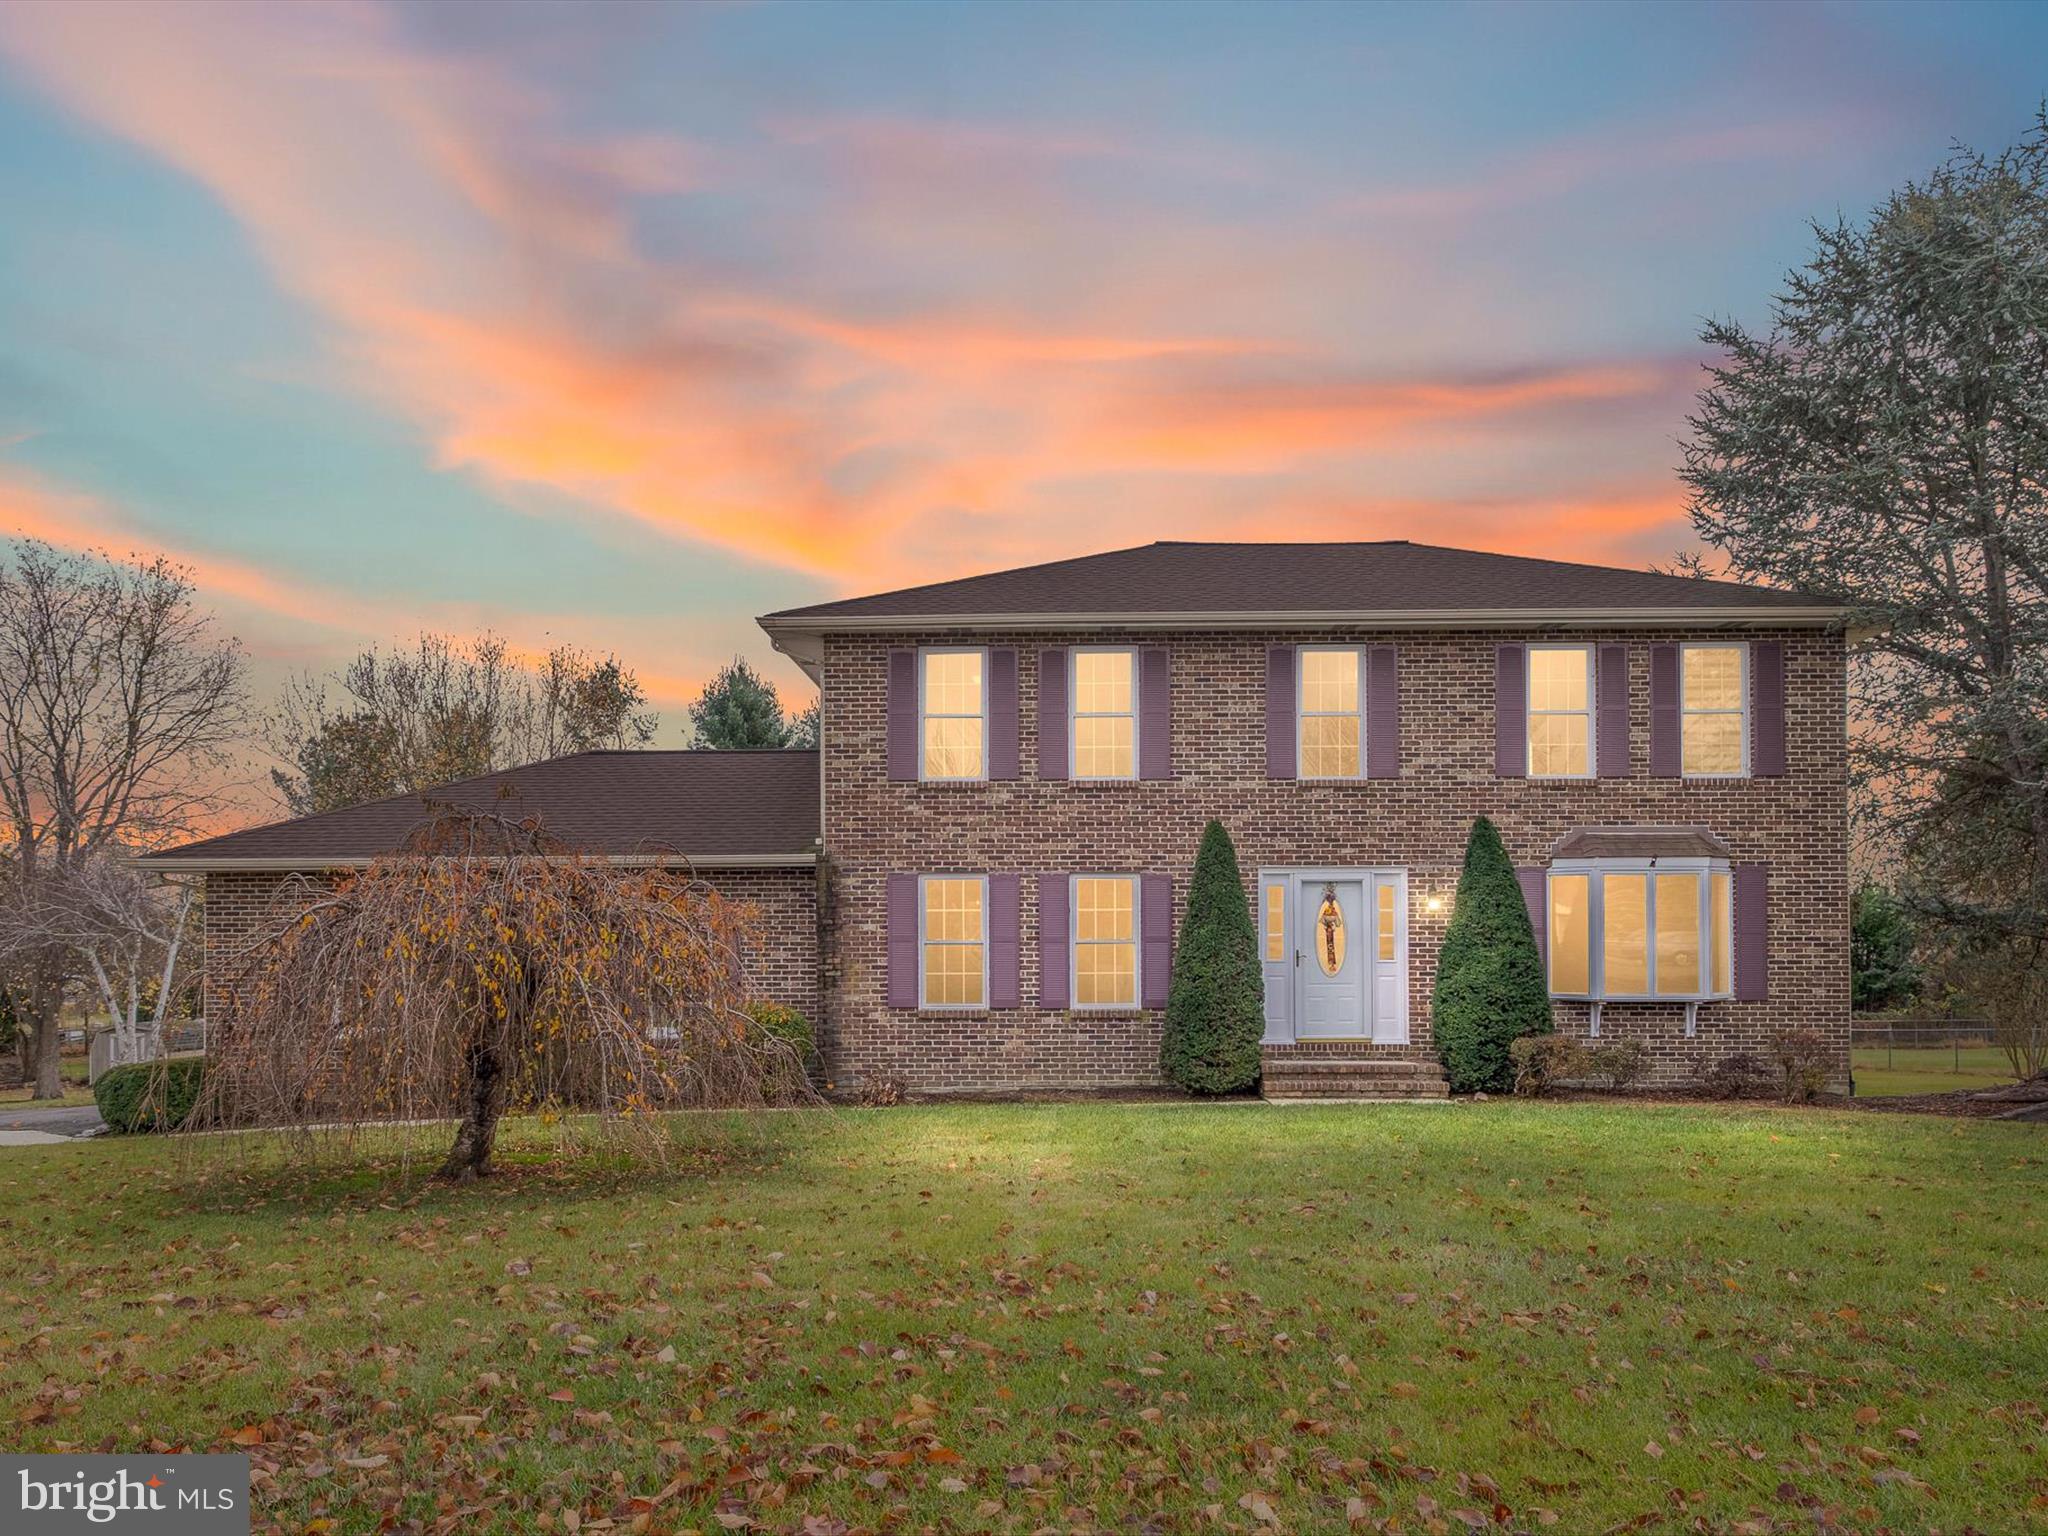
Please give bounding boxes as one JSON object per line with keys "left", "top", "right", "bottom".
{"left": 1315, "top": 886, "right": 1345, "bottom": 976}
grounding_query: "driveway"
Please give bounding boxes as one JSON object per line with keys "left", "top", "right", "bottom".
{"left": 0, "top": 1103, "right": 106, "bottom": 1140}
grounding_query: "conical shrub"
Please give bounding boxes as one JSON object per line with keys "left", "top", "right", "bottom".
{"left": 1162, "top": 819, "right": 1264, "bottom": 1094}
{"left": 1432, "top": 815, "right": 1552, "bottom": 1093}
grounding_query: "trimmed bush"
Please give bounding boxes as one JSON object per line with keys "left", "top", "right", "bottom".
{"left": 1511, "top": 1033, "right": 1584, "bottom": 1096}
{"left": 93, "top": 1057, "right": 206, "bottom": 1134}
{"left": 1162, "top": 819, "right": 1264, "bottom": 1094}
{"left": 1769, "top": 1028, "right": 1831, "bottom": 1103}
{"left": 1587, "top": 1039, "right": 1650, "bottom": 1093}
{"left": 746, "top": 1000, "right": 815, "bottom": 1061}
{"left": 1432, "top": 816, "right": 1552, "bottom": 1094}
{"left": 1699, "top": 1051, "right": 1768, "bottom": 1100}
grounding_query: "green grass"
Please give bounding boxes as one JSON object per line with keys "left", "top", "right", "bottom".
{"left": 0, "top": 1102, "right": 2042, "bottom": 1534}
{"left": 1852, "top": 1045, "right": 2019, "bottom": 1098}
{"left": 0, "top": 1055, "right": 95, "bottom": 1109}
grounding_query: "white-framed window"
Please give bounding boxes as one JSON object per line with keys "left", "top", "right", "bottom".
{"left": 919, "top": 648, "right": 986, "bottom": 781}
{"left": 1297, "top": 646, "right": 1364, "bottom": 779}
{"left": 1071, "top": 874, "right": 1139, "bottom": 1008}
{"left": 919, "top": 875, "right": 987, "bottom": 1008}
{"left": 1546, "top": 861, "right": 1733, "bottom": 1002}
{"left": 1681, "top": 643, "right": 1748, "bottom": 778}
{"left": 1527, "top": 644, "right": 1593, "bottom": 778}
{"left": 1070, "top": 648, "right": 1137, "bottom": 780}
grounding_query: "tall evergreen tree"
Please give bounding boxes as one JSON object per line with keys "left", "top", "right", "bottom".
{"left": 1681, "top": 112, "right": 2048, "bottom": 1045}
{"left": 1161, "top": 819, "right": 1263, "bottom": 1094}
{"left": 689, "top": 657, "right": 801, "bottom": 749}
{"left": 1432, "top": 816, "right": 1551, "bottom": 1094}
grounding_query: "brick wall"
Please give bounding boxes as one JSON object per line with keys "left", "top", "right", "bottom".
{"left": 201, "top": 865, "right": 819, "bottom": 1029}
{"left": 820, "top": 626, "right": 1849, "bottom": 1095}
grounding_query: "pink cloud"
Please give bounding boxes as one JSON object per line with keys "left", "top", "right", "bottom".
{"left": 0, "top": 0, "right": 1714, "bottom": 601}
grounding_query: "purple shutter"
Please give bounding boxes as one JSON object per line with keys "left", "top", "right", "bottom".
{"left": 989, "top": 873, "right": 1020, "bottom": 1007}
{"left": 1038, "top": 649, "right": 1068, "bottom": 781}
{"left": 1597, "top": 644, "right": 1629, "bottom": 778}
{"left": 886, "top": 651, "right": 917, "bottom": 782}
{"left": 1141, "top": 873, "right": 1173, "bottom": 1008}
{"left": 886, "top": 873, "right": 918, "bottom": 1007}
{"left": 1265, "top": 646, "right": 1296, "bottom": 779}
{"left": 1649, "top": 644, "right": 1681, "bottom": 776}
{"left": 1516, "top": 867, "right": 1547, "bottom": 969}
{"left": 1494, "top": 644, "right": 1526, "bottom": 778}
{"left": 1038, "top": 874, "right": 1069, "bottom": 1008}
{"left": 1365, "top": 645, "right": 1400, "bottom": 779}
{"left": 1751, "top": 641, "right": 1786, "bottom": 777}
{"left": 1138, "top": 648, "right": 1172, "bottom": 780}
{"left": 989, "top": 649, "right": 1019, "bottom": 781}
{"left": 1734, "top": 863, "right": 1769, "bottom": 1000}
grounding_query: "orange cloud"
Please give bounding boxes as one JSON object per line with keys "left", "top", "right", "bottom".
{"left": 0, "top": 0, "right": 1716, "bottom": 603}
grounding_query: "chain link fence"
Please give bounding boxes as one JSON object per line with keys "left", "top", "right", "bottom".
{"left": 1851, "top": 1020, "right": 2019, "bottom": 1095}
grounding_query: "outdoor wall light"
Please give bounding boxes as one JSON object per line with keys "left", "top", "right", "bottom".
{"left": 1424, "top": 893, "right": 1445, "bottom": 913}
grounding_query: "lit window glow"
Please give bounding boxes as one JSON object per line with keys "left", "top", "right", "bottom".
{"left": 920, "top": 877, "right": 985, "bottom": 1007}
{"left": 920, "top": 651, "right": 985, "bottom": 780}
{"left": 1298, "top": 648, "right": 1362, "bottom": 778}
{"left": 1072, "top": 650, "right": 1136, "bottom": 779}
{"left": 1682, "top": 645, "right": 1747, "bottom": 776}
{"left": 1073, "top": 876, "right": 1137, "bottom": 1007}
{"left": 1527, "top": 646, "right": 1592, "bottom": 777}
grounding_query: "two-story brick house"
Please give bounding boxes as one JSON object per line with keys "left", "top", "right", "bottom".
{"left": 147, "top": 540, "right": 1852, "bottom": 1098}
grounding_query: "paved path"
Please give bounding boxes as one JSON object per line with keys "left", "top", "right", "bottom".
{"left": 0, "top": 1103, "right": 106, "bottom": 1138}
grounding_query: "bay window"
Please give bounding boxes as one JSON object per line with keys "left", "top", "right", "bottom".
{"left": 1546, "top": 860, "right": 1732, "bottom": 1001}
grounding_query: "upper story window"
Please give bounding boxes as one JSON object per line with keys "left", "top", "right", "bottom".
{"left": 1527, "top": 644, "right": 1593, "bottom": 778}
{"left": 1546, "top": 863, "right": 1731, "bottom": 1002}
{"left": 1071, "top": 649, "right": 1136, "bottom": 780}
{"left": 1682, "top": 643, "right": 1748, "bottom": 777}
{"left": 1298, "top": 647, "right": 1363, "bottom": 779}
{"left": 920, "top": 875, "right": 987, "bottom": 1008}
{"left": 1072, "top": 875, "right": 1138, "bottom": 1007}
{"left": 920, "top": 649, "right": 985, "bottom": 780}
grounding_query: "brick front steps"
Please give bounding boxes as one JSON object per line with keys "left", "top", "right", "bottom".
{"left": 1260, "top": 1051, "right": 1450, "bottom": 1102}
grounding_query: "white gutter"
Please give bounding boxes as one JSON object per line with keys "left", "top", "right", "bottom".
{"left": 761, "top": 605, "right": 1848, "bottom": 674}
{"left": 136, "top": 850, "right": 819, "bottom": 874}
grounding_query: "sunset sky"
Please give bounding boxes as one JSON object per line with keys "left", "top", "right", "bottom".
{"left": 2, "top": 0, "right": 2044, "bottom": 751}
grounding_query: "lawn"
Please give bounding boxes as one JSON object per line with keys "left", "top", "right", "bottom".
{"left": 0, "top": 1102, "right": 2042, "bottom": 1535}
{"left": 0, "top": 1054, "right": 95, "bottom": 1109}
{"left": 1852, "top": 1045, "right": 2020, "bottom": 1098}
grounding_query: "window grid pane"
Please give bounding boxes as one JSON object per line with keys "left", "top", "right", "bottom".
{"left": 1073, "top": 716, "right": 1135, "bottom": 778}
{"left": 921, "top": 652, "right": 985, "bottom": 779}
{"left": 1265, "top": 884, "right": 1285, "bottom": 963}
{"left": 1681, "top": 646, "right": 1746, "bottom": 776}
{"left": 1074, "top": 876, "right": 1138, "bottom": 1007}
{"left": 1527, "top": 648, "right": 1592, "bottom": 776}
{"left": 1298, "top": 650, "right": 1364, "bottom": 779}
{"left": 921, "top": 879, "right": 985, "bottom": 1008}
{"left": 1710, "top": 872, "right": 1733, "bottom": 995}
{"left": 1602, "top": 874, "right": 1649, "bottom": 994}
{"left": 1548, "top": 874, "right": 1591, "bottom": 994}
{"left": 1655, "top": 873, "right": 1701, "bottom": 995}
{"left": 1376, "top": 882, "right": 1395, "bottom": 962}
{"left": 1299, "top": 714, "right": 1361, "bottom": 779}
{"left": 1071, "top": 651, "right": 1136, "bottom": 779}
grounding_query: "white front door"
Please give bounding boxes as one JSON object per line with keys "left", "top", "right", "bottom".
{"left": 1295, "top": 877, "right": 1367, "bottom": 1037}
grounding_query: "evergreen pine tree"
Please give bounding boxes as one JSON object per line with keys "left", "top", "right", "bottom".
{"left": 689, "top": 657, "right": 793, "bottom": 748}
{"left": 1432, "top": 816, "right": 1551, "bottom": 1093}
{"left": 1161, "top": 820, "right": 1264, "bottom": 1094}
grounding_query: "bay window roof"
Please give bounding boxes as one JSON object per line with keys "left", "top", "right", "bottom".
{"left": 1550, "top": 826, "right": 1733, "bottom": 862}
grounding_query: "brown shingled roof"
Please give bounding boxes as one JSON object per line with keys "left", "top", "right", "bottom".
{"left": 1550, "top": 826, "right": 1734, "bottom": 861}
{"left": 762, "top": 541, "right": 1838, "bottom": 625}
{"left": 140, "top": 751, "right": 820, "bottom": 870}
